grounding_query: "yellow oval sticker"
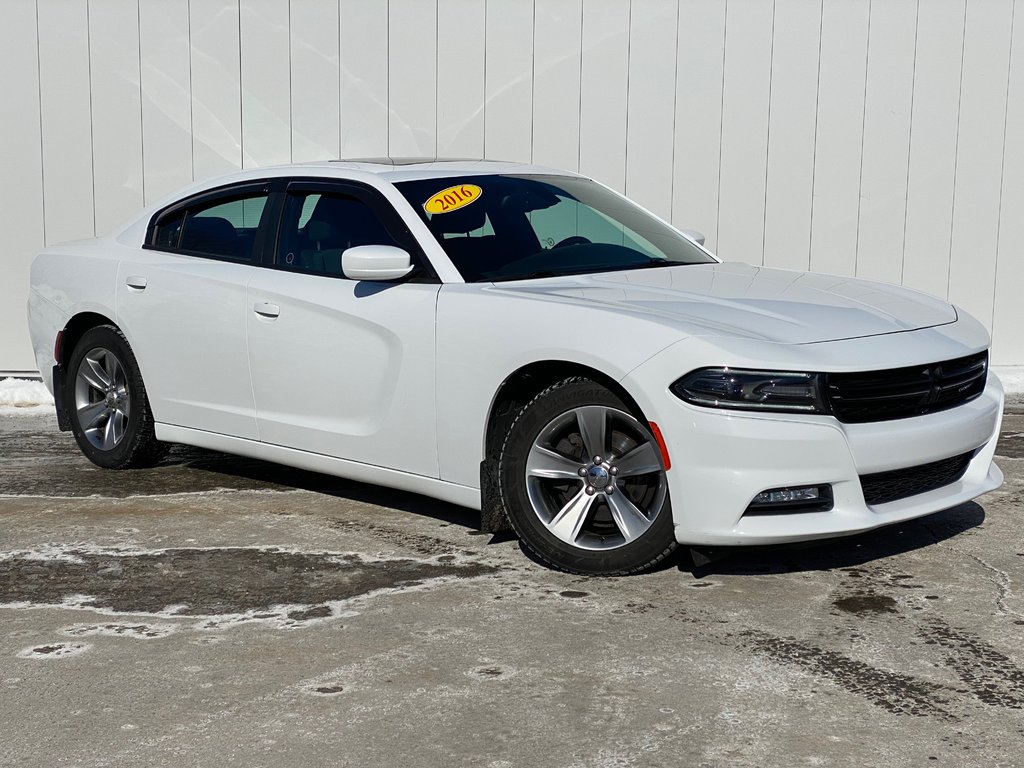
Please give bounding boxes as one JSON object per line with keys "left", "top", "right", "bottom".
{"left": 424, "top": 184, "right": 483, "bottom": 215}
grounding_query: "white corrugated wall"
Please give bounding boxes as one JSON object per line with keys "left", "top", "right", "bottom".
{"left": 2, "top": 0, "right": 1022, "bottom": 371}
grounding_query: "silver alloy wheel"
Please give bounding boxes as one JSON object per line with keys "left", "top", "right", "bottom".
{"left": 525, "top": 405, "right": 668, "bottom": 551}
{"left": 73, "top": 346, "right": 131, "bottom": 451}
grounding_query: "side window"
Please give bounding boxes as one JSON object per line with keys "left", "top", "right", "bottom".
{"left": 153, "top": 191, "right": 269, "bottom": 262}
{"left": 276, "top": 191, "right": 399, "bottom": 276}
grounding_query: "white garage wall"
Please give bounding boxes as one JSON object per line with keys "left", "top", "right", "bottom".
{"left": 2, "top": 0, "right": 1023, "bottom": 371}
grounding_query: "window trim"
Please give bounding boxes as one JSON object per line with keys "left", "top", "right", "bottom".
{"left": 144, "top": 180, "right": 275, "bottom": 265}
{"left": 262, "top": 177, "right": 440, "bottom": 283}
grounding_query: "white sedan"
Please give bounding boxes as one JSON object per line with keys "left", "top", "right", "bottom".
{"left": 27, "top": 159, "right": 1003, "bottom": 575}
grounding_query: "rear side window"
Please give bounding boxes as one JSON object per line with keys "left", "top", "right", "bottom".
{"left": 276, "top": 191, "right": 399, "bottom": 277}
{"left": 151, "top": 191, "right": 269, "bottom": 263}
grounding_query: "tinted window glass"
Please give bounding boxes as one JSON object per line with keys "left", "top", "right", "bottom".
{"left": 173, "top": 193, "right": 268, "bottom": 262}
{"left": 276, "top": 191, "right": 399, "bottom": 276}
{"left": 395, "top": 174, "right": 714, "bottom": 282}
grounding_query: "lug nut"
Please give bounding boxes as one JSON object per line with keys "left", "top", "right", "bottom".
{"left": 585, "top": 486, "right": 596, "bottom": 496}
{"left": 609, "top": 466, "right": 618, "bottom": 476}
{"left": 606, "top": 485, "right": 615, "bottom": 495}
{"left": 593, "top": 455, "right": 603, "bottom": 465}
{"left": 578, "top": 466, "right": 588, "bottom": 477}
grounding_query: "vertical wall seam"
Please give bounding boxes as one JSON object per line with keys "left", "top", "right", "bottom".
{"left": 237, "top": 0, "right": 244, "bottom": 168}
{"left": 35, "top": 0, "right": 47, "bottom": 245}
{"left": 623, "top": 0, "right": 632, "bottom": 193}
{"left": 482, "top": 0, "right": 488, "bottom": 159}
{"left": 86, "top": 0, "right": 97, "bottom": 237}
{"left": 668, "top": 0, "right": 680, "bottom": 220}
{"left": 990, "top": 0, "right": 1016, "bottom": 339}
{"left": 760, "top": 0, "right": 776, "bottom": 266}
{"left": 946, "top": 0, "right": 969, "bottom": 300}
{"left": 807, "top": 0, "right": 824, "bottom": 271}
{"left": 342, "top": 0, "right": 346, "bottom": 157}
{"left": 435, "top": 0, "right": 439, "bottom": 157}
{"left": 853, "top": 0, "right": 872, "bottom": 278}
{"left": 187, "top": 0, "right": 195, "bottom": 180}
{"left": 136, "top": 0, "right": 146, "bottom": 205}
{"left": 576, "top": 0, "right": 584, "bottom": 174}
{"left": 288, "top": 0, "right": 293, "bottom": 163}
{"left": 715, "top": 0, "right": 728, "bottom": 249}
{"left": 900, "top": 0, "right": 922, "bottom": 286}
{"left": 530, "top": 0, "right": 537, "bottom": 163}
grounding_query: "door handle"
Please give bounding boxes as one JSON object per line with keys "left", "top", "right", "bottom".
{"left": 126, "top": 276, "right": 147, "bottom": 290}
{"left": 253, "top": 301, "right": 281, "bottom": 319}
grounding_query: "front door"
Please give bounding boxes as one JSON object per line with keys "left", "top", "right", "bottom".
{"left": 245, "top": 182, "right": 440, "bottom": 478}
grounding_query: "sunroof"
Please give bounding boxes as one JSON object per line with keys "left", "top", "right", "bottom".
{"left": 331, "top": 157, "right": 483, "bottom": 166}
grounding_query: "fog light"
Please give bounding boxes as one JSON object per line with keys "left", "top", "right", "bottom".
{"left": 754, "top": 486, "right": 821, "bottom": 504}
{"left": 745, "top": 484, "right": 833, "bottom": 515}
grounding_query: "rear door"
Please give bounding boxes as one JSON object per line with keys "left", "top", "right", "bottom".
{"left": 116, "top": 183, "right": 274, "bottom": 439}
{"left": 245, "top": 179, "right": 441, "bottom": 477}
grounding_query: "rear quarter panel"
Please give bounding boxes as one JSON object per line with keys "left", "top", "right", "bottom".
{"left": 28, "top": 239, "right": 123, "bottom": 392}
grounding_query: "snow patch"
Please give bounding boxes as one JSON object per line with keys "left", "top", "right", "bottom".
{"left": 16, "top": 642, "right": 91, "bottom": 659}
{"left": 0, "top": 377, "right": 53, "bottom": 415}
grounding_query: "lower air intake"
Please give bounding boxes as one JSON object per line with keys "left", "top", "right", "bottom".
{"left": 860, "top": 451, "right": 974, "bottom": 506}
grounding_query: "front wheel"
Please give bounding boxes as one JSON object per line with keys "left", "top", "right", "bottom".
{"left": 65, "top": 325, "right": 166, "bottom": 469}
{"left": 498, "top": 378, "right": 677, "bottom": 575}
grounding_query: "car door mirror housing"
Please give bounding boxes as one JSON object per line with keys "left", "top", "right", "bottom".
{"left": 681, "top": 229, "right": 706, "bottom": 246}
{"left": 341, "top": 245, "right": 415, "bottom": 281}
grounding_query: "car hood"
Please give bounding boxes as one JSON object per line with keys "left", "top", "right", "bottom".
{"left": 489, "top": 262, "right": 957, "bottom": 344}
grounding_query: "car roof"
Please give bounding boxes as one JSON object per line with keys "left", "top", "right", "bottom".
{"left": 299, "top": 157, "right": 578, "bottom": 182}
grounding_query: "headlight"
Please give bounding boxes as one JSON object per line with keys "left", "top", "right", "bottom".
{"left": 671, "top": 368, "right": 828, "bottom": 414}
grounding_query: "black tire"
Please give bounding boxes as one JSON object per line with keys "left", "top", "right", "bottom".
{"left": 65, "top": 325, "right": 166, "bottom": 469}
{"left": 498, "top": 377, "right": 677, "bottom": 575}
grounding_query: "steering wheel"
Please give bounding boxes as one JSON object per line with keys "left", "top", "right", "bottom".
{"left": 551, "top": 235, "right": 591, "bottom": 249}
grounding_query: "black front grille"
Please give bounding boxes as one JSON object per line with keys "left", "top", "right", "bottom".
{"left": 860, "top": 451, "right": 974, "bottom": 506}
{"left": 826, "top": 352, "right": 988, "bottom": 424}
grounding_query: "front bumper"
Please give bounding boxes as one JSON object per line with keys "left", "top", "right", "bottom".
{"left": 624, "top": 332, "right": 1004, "bottom": 546}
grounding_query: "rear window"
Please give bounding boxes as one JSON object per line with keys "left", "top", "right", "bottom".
{"left": 152, "top": 191, "right": 269, "bottom": 263}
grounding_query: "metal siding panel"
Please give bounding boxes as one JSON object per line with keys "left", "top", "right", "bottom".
{"left": 948, "top": 0, "right": 1013, "bottom": 332}
{"left": 139, "top": 0, "right": 193, "bottom": 203}
{"left": 855, "top": 0, "right": 916, "bottom": 285}
{"left": 762, "top": 0, "right": 821, "bottom": 271}
{"left": 240, "top": 0, "right": 292, "bottom": 167}
{"left": 484, "top": 0, "right": 533, "bottom": 162}
{"left": 0, "top": 0, "right": 44, "bottom": 370}
{"left": 902, "top": 0, "right": 965, "bottom": 300}
{"left": 579, "top": 0, "right": 629, "bottom": 192}
{"left": 993, "top": 3, "right": 1024, "bottom": 365}
{"left": 717, "top": 0, "right": 774, "bottom": 263}
{"left": 89, "top": 0, "right": 146, "bottom": 235}
{"left": 532, "top": 0, "right": 582, "bottom": 170}
{"left": 808, "top": 0, "right": 869, "bottom": 278}
{"left": 290, "top": 0, "right": 341, "bottom": 163}
{"left": 437, "top": 0, "right": 485, "bottom": 158}
{"left": 388, "top": 0, "right": 437, "bottom": 157}
{"left": 189, "top": 0, "right": 243, "bottom": 179}
{"left": 37, "top": 0, "right": 95, "bottom": 244}
{"left": 339, "top": 0, "right": 389, "bottom": 157}
{"left": 673, "top": 0, "right": 726, "bottom": 249}
{"left": 625, "top": 0, "right": 678, "bottom": 220}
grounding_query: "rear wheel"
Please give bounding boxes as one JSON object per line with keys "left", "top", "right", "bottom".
{"left": 498, "top": 377, "right": 676, "bottom": 575}
{"left": 66, "top": 325, "right": 165, "bottom": 469}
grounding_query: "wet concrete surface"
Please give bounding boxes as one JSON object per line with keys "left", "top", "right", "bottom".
{"left": 1, "top": 411, "right": 1023, "bottom": 767}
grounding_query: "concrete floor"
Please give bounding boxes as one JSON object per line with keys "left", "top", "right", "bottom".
{"left": 1, "top": 411, "right": 1022, "bottom": 767}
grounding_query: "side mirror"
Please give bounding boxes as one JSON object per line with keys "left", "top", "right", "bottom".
{"left": 681, "top": 229, "right": 706, "bottom": 246}
{"left": 341, "top": 245, "right": 415, "bottom": 281}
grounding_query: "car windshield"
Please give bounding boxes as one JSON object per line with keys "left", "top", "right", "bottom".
{"left": 394, "top": 174, "right": 715, "bottom": 282}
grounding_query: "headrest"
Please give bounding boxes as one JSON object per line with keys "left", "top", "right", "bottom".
{"left": 181, "top": 216, "right": 236, "bottom": 250}
{"left": 307, "top": 220, "right": 334, "bottom": 242}
{"left": 430, "top": 202, "right": 486, "bottom": 234}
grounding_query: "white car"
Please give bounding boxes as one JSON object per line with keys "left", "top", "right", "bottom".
{"left": 27, "top": 159, "right": 1003, "bottom": 575}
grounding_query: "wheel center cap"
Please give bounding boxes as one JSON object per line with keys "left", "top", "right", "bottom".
{"left": 586, "top": 465, "right": 610, "bottom": 489}
{"left": 104, "top": 392, "right": 117, "bottom": 407}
